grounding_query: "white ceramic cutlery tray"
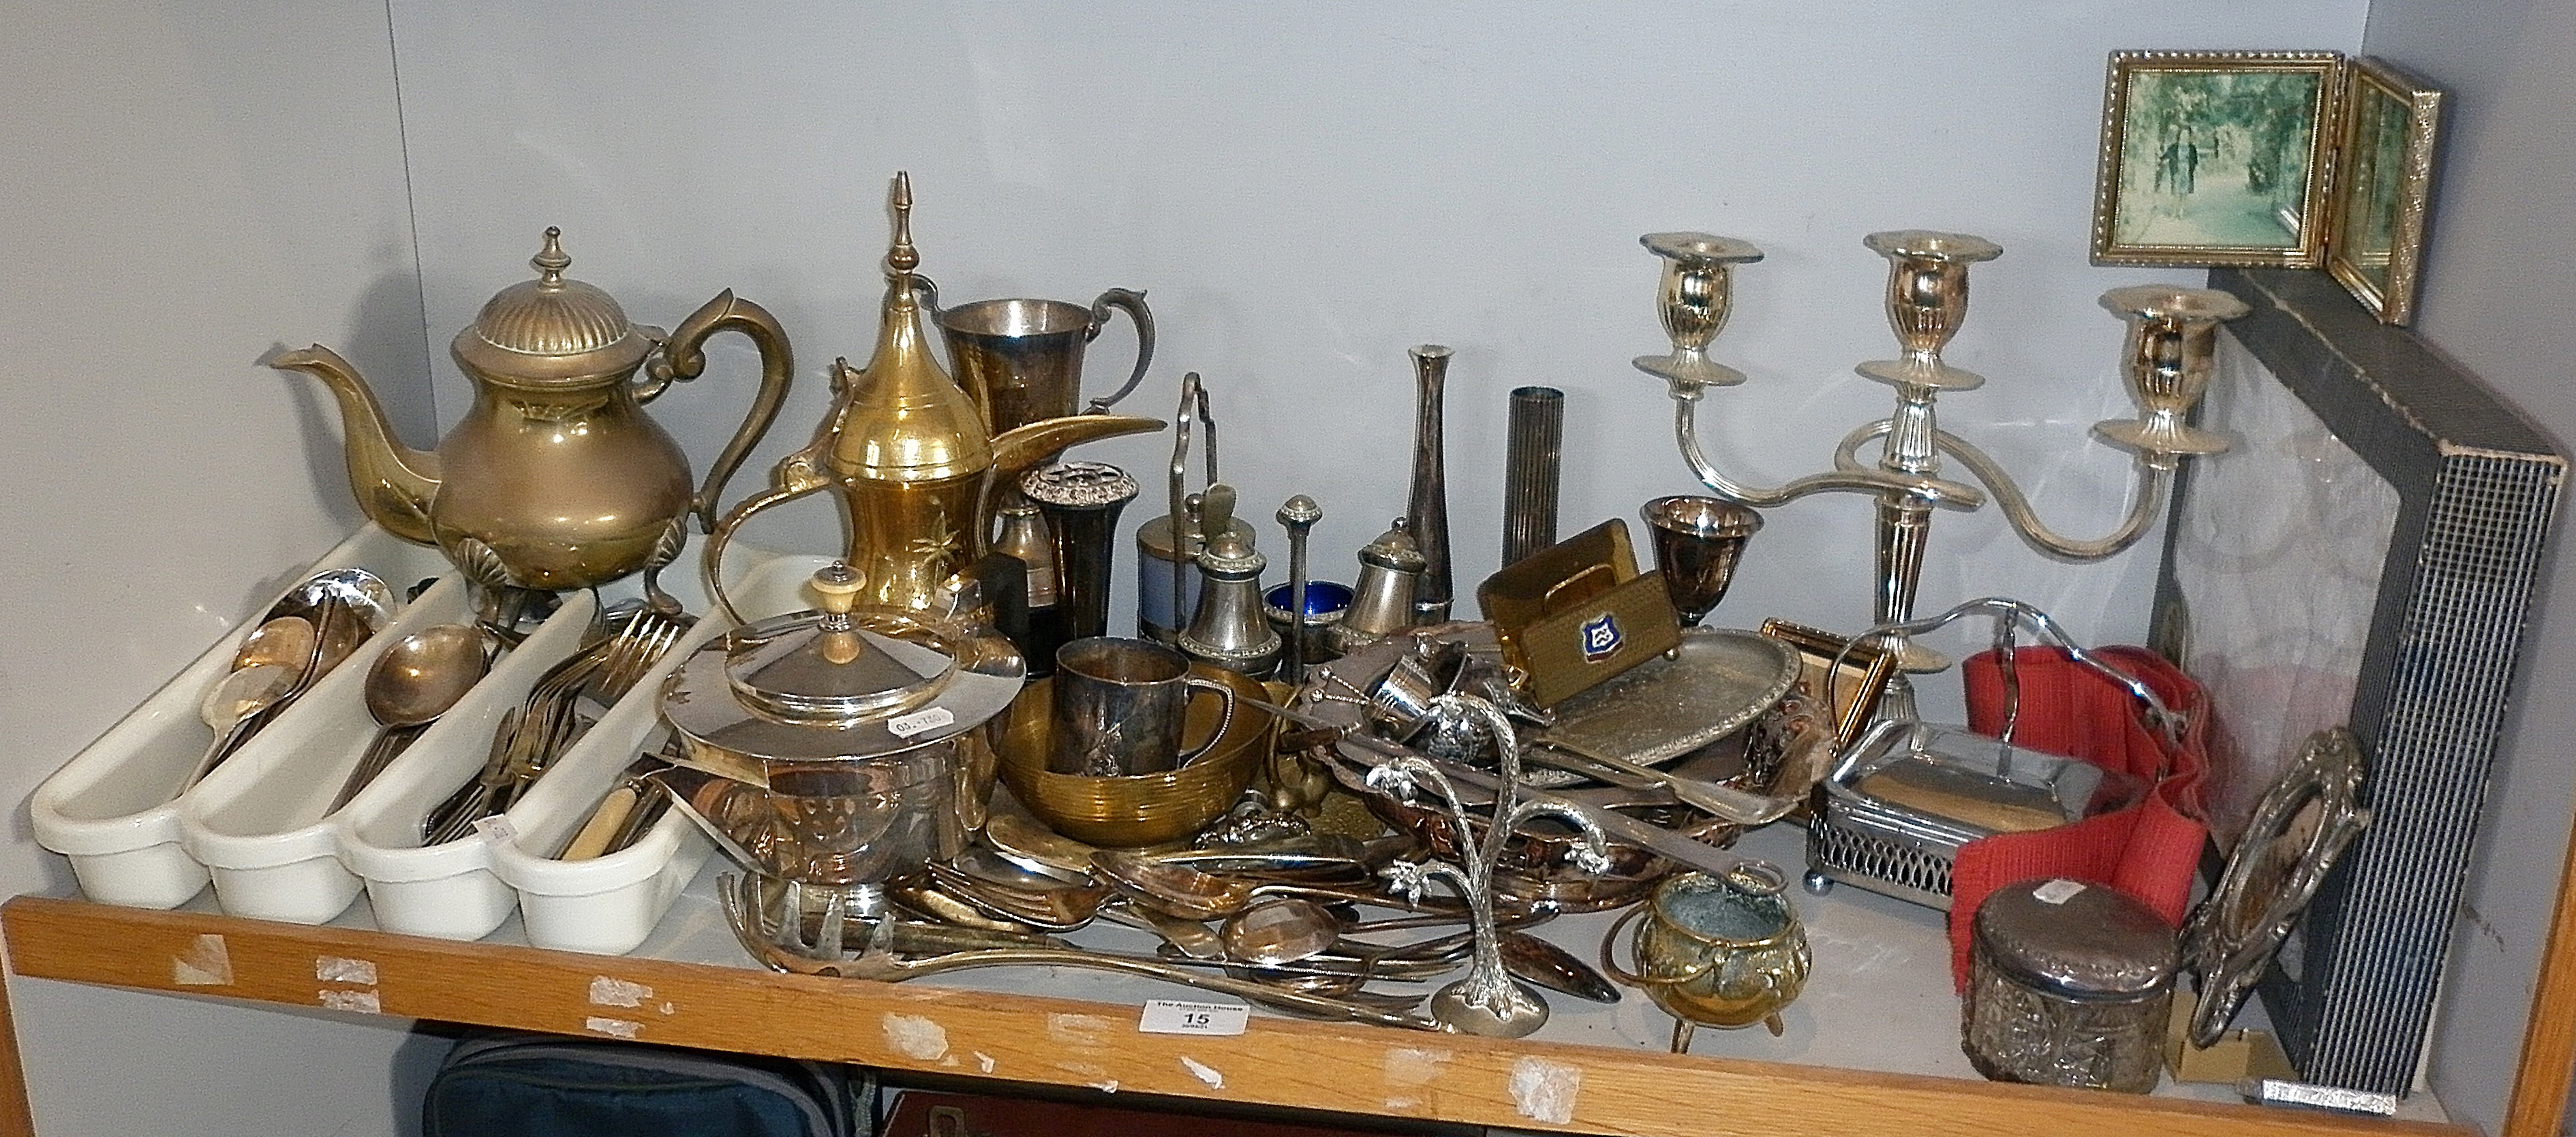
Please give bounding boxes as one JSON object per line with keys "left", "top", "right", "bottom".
{"left": 330, "top": 589, "right": 601, "bottom": 939}
{"left": 29, "top": 525, "right": 446, "bottom": 909}
{"left": 35, "top": 529, "right": 824, "bottom": 952}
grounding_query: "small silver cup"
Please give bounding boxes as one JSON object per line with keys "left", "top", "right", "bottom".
{"left": 1050, "top": 637, "right": 1238, "bottom": 776}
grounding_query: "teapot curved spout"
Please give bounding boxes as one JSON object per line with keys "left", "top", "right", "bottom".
{"left": 266, "top": 344, "right": 442, "bottom": 546}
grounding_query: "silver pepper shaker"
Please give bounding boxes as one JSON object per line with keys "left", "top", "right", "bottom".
{"left": 1336, "top": 517, "right": 1426, "bottom": 654}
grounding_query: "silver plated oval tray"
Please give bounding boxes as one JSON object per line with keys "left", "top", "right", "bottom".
{"left": 1534, "top": 627, "right": 1801, "bottom": 768}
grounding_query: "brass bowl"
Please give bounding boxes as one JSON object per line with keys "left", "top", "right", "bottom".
{"left": 994, "top": 666, "right": 1270, "bottom": 847}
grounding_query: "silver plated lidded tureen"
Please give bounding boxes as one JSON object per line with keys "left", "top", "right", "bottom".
{"left": 659, "top": 561, "right": 1023, "bottom": 957}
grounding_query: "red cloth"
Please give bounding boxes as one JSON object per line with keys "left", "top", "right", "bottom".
{"left": 1946, "top": 645, "right": 2210, "bottom": 990}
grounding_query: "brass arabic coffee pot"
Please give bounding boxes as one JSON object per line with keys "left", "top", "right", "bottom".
{"left": 702, "top": 173, "right": 1162, "bottom": 623}
{"left": 271, "top": 228, "right": 793, "bottom": 599}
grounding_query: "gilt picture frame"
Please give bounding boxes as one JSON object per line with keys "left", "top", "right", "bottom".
{"left": 2324, "top": 57, "right": 2444, "bottom": 325}
{"left": 1757, "top": 619, "right": 1895, "bottom": 749}
{"left": 2090, "top": 50, "right": 2344, "bottom": 268}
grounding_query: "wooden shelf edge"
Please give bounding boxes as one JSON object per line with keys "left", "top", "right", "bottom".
{"left": 1, "top": 895, "right": 2470, "bottom": 1137}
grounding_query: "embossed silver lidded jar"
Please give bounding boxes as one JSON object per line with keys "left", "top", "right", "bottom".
{"left": 1964, "top": 877, "right": 2179, "bottom": 1093}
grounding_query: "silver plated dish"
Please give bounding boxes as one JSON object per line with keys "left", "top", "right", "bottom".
{"left": 1536, "top": 628, "right": 1800, "bottom": 769}
{"left": 1807, "top": 719, "right": 2148, "bottom": 909}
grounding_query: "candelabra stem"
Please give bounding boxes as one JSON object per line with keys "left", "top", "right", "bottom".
{"left": 1871, "top": 494, "right": 1943, "bottom": 672}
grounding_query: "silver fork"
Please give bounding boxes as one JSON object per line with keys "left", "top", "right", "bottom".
{"left": 484, "top": 609, "right": 686, "bottom": 822}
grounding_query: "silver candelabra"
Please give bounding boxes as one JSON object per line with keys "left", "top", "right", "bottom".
{"left": 1632, "top": 230, "right": 2249, "bottom": 717}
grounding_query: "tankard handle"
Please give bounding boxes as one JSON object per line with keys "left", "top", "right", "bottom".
{"left": 1173, "top": 676, "right": 1238, "bottom": 766}
{"left": 1079, "top": 287, "right": 1155, "bottom": 414}
{"left": 648, "top": 290, "right": 796, "bottom": 533}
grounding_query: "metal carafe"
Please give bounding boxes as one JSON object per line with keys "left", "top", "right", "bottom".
{"left": 1177, "top": 485, "right": 1280, "bottom": 677}
{"left": 700, "top": 174, "right": 1161, "bottom": 623}
{"left": 271, "top": 228, "right": 793, "bottom": 599}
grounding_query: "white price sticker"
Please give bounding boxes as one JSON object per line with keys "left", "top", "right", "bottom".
{"left": 1138, "top": 999, "right": 1248, "bottom": 1036}
{"left": 2032, "top": 878, "right": 2088, "bottom": 905}
{"left": 887, "top": 706, "right": 955, "bottom": 738}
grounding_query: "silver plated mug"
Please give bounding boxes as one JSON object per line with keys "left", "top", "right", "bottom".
{"left": 1049, "top": 636, "right": 1237, "bottom": 776}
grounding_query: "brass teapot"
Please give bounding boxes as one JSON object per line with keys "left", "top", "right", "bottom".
{"left": 703, "top": 173, "right": 1161, "bottom": 623}
{"left": 271, "top": 228, "right": 793, "bottom": 595}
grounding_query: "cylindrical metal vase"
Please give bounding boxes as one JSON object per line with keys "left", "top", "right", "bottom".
{"left": 1023, "top": 462, "right": 1139, "bottom": 661}
{"left": 1503, "top": 386, "right": 1565, "bottom": 567}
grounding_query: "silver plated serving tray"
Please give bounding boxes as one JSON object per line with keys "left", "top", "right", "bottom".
{"left": 1534, "top": 628, "right": 1800, "bottom": 769}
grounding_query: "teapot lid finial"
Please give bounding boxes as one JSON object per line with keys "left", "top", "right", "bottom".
{"left": 885, "top": 172, "right": 919, "bottom": 279}
{"left": 531, "top": 226, "right": 572, "bottom": 285}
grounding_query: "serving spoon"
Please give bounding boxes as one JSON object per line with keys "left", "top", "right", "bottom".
{"left": 331, "top": 623, "right": 489, "bottom": 812}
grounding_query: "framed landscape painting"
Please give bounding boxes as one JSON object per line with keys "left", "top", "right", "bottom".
{"left": 2091, "top": 51, "right": 2343, "bottom": 268}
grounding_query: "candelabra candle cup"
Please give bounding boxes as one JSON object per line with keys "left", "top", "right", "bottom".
{"left": 1022, "top": 461, "right": 1139, "bottom": 649}
{"left": 1634, "top": 233, "right": 1764, "bottom": 390}
{"left": 1503, "top": 387, "right": 1566, "bottom": 568}
{"left": 1050, "top": 637, "right": 1238, "bottom": 777}
{"left": 2091, "top": 285, "right": 2251, "bottom": 458}
{"left": 1856, "top": 230, "right": 2002, "bottom": 392}
{"left": 1642, "top": 496, "right": 1764, "bottom": 627}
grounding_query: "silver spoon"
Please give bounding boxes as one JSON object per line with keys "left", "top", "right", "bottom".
{"left": 1219, "top": 897, "right": 1342, "bottom": 965}
{"left": 1093, "top": 850, "right": 1467, "bottom": 922}
{"left": 183, "top": 662, "right": 301, "bottom": 786}
{"left": 331, "top": 623, "right": 489, "bottom": 812}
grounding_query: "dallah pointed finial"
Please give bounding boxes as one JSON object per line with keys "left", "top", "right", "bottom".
{"left": 885, "top": 171, "right": 919, "bottom": 277}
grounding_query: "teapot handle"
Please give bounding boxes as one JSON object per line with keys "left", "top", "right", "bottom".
{"left": 647, "top": 290, "right": 795, "bottom": 533}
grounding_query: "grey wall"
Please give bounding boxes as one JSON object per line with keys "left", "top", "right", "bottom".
{"left": 2359, "top": 2, "right": 2576, "bottom": 1134}
{"left": 382, "top": 0, "right": 2371, "bottom": 681}
{"left": 38, "top": 1, "right": 2576, "bottom": 1134}
{"left": 0, "top": 1, "right": 445, "bottom": 1134}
